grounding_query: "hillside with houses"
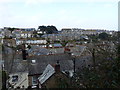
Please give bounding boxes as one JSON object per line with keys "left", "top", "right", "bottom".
{"left": 0, "top": 27, "right": 119, "bottom": 89}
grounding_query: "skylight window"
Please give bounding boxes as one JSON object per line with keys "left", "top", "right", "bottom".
{"left": 31, "top": 60, "right": 36, "bottom": 63}
{"left": 12, "top": 75, "right": 18, "bottom": 82}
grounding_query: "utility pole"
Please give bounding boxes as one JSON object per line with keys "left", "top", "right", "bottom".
{"left": 73, "top": 58, "right": 75, "bottom": 74}
{"left": 92, "top": 48, "right": 95, "bottom": 70}
{"left": 1, "top": 42, "right": 7, "bottom": 90}
{"left": 2, "top": 63, "right": 7, "bottom": 90}
{"left": 90, "top": 39, "right": 96, "bottom": 71}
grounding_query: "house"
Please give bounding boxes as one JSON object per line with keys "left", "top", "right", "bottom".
{"left": 27, "top": 44, "right": 65, "bottom": 56}
{"left": 27, "top": 45, "right": 94, "bottom": 88}
{"left": 27, "top": 53, "right": 73, "bottom": 88}
{"left": 3, "top": 27, "right": 13, "bottom": 38}
{"left": 26, "top": 40, "right": 47, "bottom": 45}
{"left": 0, "top": 28, "right": 4, "bottom": 38}
{"left": 5, "top": 53, "right": 73, "bottom": 88}
{"left": 12, "top": 29, "right": 22, "bottom": 38}
{"left": 61, "top": 28, "right": 114, "bottom": 38}
{"left": 5, "top": 44, "right": 93, "bottom": 89}
{"left": 15, "top": 39, "right": 47, "bottom": 45}
{"left": 20, "top": 30, "right": 34, "bottom": 38}
{"left": 69, "top": 45, "right": 93, "bottom": 71}
{"left": 38, "top": 63, "right": 70, "bottom": 88}
{"left": 27, "top": 45, "right": 50, "bottom": 56}
{"left": 48, "top": 43, "right": 63, "bottom": 48}
{"left": 8, "top": 72, "right": 28, "bottom": 89}
{"left": 3, "top": 38, "right": 16, "bottom": 47}
{"left": 12, "top": 28, "right": 35, "bottom": 39}
{"left": 41, "top": 34, "right": 62, "bottom": 41}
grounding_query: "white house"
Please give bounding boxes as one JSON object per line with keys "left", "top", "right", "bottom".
{"left": 8, "top": 72, "right": 28, "bottom": 88}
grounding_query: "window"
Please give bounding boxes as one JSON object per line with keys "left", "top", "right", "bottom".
{"left": 32, "top": 76, "right": 38, "bottom": 85}
{"left": 12, "top": 75, "right": 18, "bottom": 82}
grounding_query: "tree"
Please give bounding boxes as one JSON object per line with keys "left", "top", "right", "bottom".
{"left": 61, "top": 40, "right": 68, "bottom": 47}
{"left": 38, "top": 26, "right": 46, "bottom": 33}
{"left": 38, "top": 25, "right": 58, "bottom": 34}
{"left": 87, "top": 34, "right": 100, "bottom": 43}
{"left": 7, "top": 27, "right": 15, "bottom": 33}
{"left": 33, "top": 31, "right": 38, "bottom": 38}
{"left": 27, "top": 45, "right": 31, "bottom": 49}
{"left": 98, "top": 32, "right": 109, "bottom": 40}
{"left": 47, "top": 25, "right": 58, "bottom": 34}
{"left": 73, "top": 43, "right": 119, "bottom": 88}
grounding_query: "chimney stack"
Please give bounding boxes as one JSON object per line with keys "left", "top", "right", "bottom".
{"left": 55, "top": 60, "right": 60, "bottom": 73}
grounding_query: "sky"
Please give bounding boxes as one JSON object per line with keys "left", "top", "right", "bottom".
{"left": 0, "top": 0, "right": 119, "bottom": 30}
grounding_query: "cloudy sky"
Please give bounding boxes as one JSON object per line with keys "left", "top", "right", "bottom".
{"left": 0, "top": 0, "right": 119, "bottom": 30}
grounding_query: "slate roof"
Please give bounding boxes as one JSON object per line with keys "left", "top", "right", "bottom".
{"left": 10, "top": 60, "right": 28, "bottom": 73}
{"left": 5, "top": 45, "right": 92, "bottom": 75}
{"left": 28, "top": 53, "right": 73, "bottom": 75}
{"left": 48, "top": 48, "right": 64, "bottom": 54}
{"left": 28, "top": 45, "right": 65, "bottom": 55}
{"left": 49, "top": 43, "right": 62, "bottom": 47}
{"left": 28, "top": 46, "right": 50, "bottom": 55}
{"left": 38, "top": 64, "right": 55, "bottom": 84}
{"left": 7, "top": 53, "right": 73, "bottom": 74}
